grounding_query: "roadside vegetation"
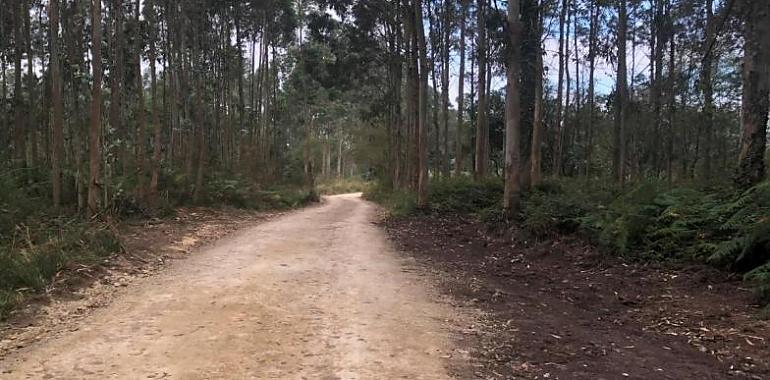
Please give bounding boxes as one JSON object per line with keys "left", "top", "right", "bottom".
{"left": 367, "top": 177, "right": 770, "bottom": 311}
{"left": 317, "top": 178, "right": 373, "bottom": 195}
{"left": 0, "top": 170, "right": 315, "bottom": 319}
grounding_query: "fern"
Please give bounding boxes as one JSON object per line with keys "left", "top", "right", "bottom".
{"left": 709, "top": 236, "right": 750, "bottom": 265}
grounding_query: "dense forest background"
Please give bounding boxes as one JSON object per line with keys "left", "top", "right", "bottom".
{"left": 0, "top": 0, "right": 769, "bottom": 313}
{"left": 0, "top": 0, "right": 767, "bottom": 210}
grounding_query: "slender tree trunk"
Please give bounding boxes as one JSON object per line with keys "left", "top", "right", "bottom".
{"left": 530, "top": 8, "right": 544, "bottom": 187}
{"left": 614, "top": 0, "right": 628, "bottom": 185}
{"left": 25, "top": 0, "right": 36, "bottom": 168}
{"left": 556, "top": 0, "right": 571, "bottom": 176}
{"left": 51, "top": 0, "right": 64, "bottom": 208}
{"left": 701, "top": 0, "right": 715, "bottom": 179}
{"left": 404, "top": 0, "right": 420, "bottom": 190}
{"left": 428, "top": 2, "right": 441, "bottom": 176}
{"left": 585, "top": 0, "right": 596, "bottom": 177}
{"left": 109, "top": 0, "right": 124, "bottom": 177}
{"left": 651, "top": 0, "right": 665, "bottom": 176}
{"left": 572, "top": 0, "right": 580, "bottom": 159}
{"left": 303, "top": 113, "right": 315, "bottom": 194}
{"left": 553, "top": 0, "right": 567, "bottom": 177}
{"left": 192, "top": 71, "right": 207, "bottom": 203}
{"left": 505, "top": 0, "right": 522, "bottom": 213}
{"left": 474, "top": 0, "right": 488, "bottom": 179}
{"left": 13, "top": 0, "right": 26, "bottom": 168}
{"left": 337, "top": 136, "right": 343, "bottom": 178}
{"left": 415, "top": 0, "right": 430, "bottom": 206}
{"left": 455, "top": 0, "right": 468, "bottom": 176}
{"left": 665, "top": 6, "right": 675, "bottom": 183}
{"left": 134, "top": 0, "right": 147, "bottom": 199}
{"left": 87, "top": 0, "right": 103, "bottom": 216}
{"left": 149, "top": 0, "right": 163, "bottom": 205}
{"left": 440, "top": 0, "right": 451, "bottom": 177}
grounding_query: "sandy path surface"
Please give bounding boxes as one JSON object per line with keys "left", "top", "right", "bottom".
{"left": 0, "top": 194, "right": 462, "bottom": 379}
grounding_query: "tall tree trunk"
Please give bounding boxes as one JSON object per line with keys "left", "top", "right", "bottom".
{"left": 303, "top": 112, "right": 315, "bottom": 197}
{"left": 13, "top": 0, "right": 25, "bottom": 168}
{"left": 87, "top": 0, "right": 103, "bottom": 216}
{"left": 440, "top": 0, "right": 451, "bottom": 177}
{"left": 192, "top": 70, "right": 207, "bottom": 203}
{"left": 149, "top": 0, "right": 163, "bottom": 205}
{"left": 585, "top": 0, "right": 596, "bottom": 177}
{"left": 736, "top": 1, "right": 770, "bottom": 188}
{"left": 455, "top": 0, "right": 468, "bottom": 176}
{"left": 700, "top": 0, "right": 715, "bottom": 178}
{"left": 134, "top": 0, "right": 147, "bottom": 199}
{"left": 651, "top": 0, "right": 666, "bottom": 176}
{"left": 571, "top": 0, "right": 580, "bottom": 158}
{"left": 428, "top": 2, "right": 441, "bottom": 176}
{"left": 404, "top": 0, "right": 420, "bottom": 190}
{"left": 614, "top": 0, "right": 628, "bottom": 185}
{"left": 556, "top": 0, "right": 571, "bottom": 176}
{"left": 517, "top": 0, "right": 538, "bottom": 188}
{"left": 474, "top": 0, "right": 488, "bottom": 179}
{"left": 553, "top": 0, "right": 567, "bottom": 177}
{"left": 110, "top": 0, "right": 124, "bottom": 176}
{"left": 530, "top": 7, "right": 544, "bottom": 187}
{"left": 25, "top": 0, "right": 36, "bottom": 168}
{"left": 337, "top": 136, "right": 343, "bottom": 178}
{"left": 665, "top": 6, "right": 675, "bottom": 183}
{"left": 415, "top": 0, "right": 430, "bottom": 206}
{"left": 504, "top": 0, "right": 522, "bottom": 213}
{"left": 51, "top": 0, "right": 64, "bottom": 208}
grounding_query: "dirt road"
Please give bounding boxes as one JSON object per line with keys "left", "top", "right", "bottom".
{"left": 1, "top": 194, "right": 464, "bottom": 379}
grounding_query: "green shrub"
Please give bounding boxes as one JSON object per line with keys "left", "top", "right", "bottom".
{"left": 428, "top": 177, "right": 504, "bottom": 214}
{"left": 203, "top": 174, "right": 314, "bottom": 210}
{"left": 522, "top": 179, "right": 613, "bottom": 237}
{"left": 363, "top": 183, "right": 417, "bottom": 216}
{"left": 317, "top": 177, "right": 372, "bottom": 195}
{"left": 368, "top": 176, "right": 770, "bottom": 308}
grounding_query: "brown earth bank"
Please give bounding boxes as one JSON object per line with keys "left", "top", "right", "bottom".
{"left": 0, "top": 206, "right": 282, "bottom": 360}
{"left": 381, "top": 212, "right": 770, "bottom": 380}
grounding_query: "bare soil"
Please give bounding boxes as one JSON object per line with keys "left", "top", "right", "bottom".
{"left": 382, "top": 213, "right": 770, "bottom": 380}
{"left": 0, "top": 195, "right": 470, "bottom": 379}
{"left": 0, "top": 206, "right": 278, "bottom": 362}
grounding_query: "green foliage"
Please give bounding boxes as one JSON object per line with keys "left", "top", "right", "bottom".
{"left": 317, "top": 177, "right": 372, "bottom": 195}
{"left": 427, "top": 177, "right": 504, "bottom": 214}
{"left": 204, "top": 175, "right": 315, "bottom": 210}
{"left": 370, "top": 177, "right": 770, "bottom": 307}
{"left": 363, "top": 183, "right": 417, "bottom": 216}
{"left": 0, "top": 174, "right": 120, "bottom": 318}
{"left": 745, "top": 261, "right": 770, "bottom": 306}
{"left": 706, "top": 183, "right": 770, "bottom": 270}
{"left": 0, "top": 220, "right": 120, "bottom": 319}
{"left": 522, "top": 179, "right": 616, "bottom": 237}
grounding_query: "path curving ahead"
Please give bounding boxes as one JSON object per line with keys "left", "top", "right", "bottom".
{"left": 1, "top": 194, "right": 460, "bottom": 379}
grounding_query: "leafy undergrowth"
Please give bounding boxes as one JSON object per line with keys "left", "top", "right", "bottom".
{"left": 0, "top": 176, "right": 121, "bottom": 318}
{"left": 367, "top": 177, "right": 770, "bottom": 307}
{"left": 0, "top": 172, "right": 314, "bottom": 319}
{"left": 363, "top": 183, "right": 417, "bottom": 216}
{"left": 317, "top": 177, "right": 372, "bottom": 195}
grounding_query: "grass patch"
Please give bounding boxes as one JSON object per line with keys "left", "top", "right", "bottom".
{"left": 0, "top": 174, "right": 123, "bottom": 318}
